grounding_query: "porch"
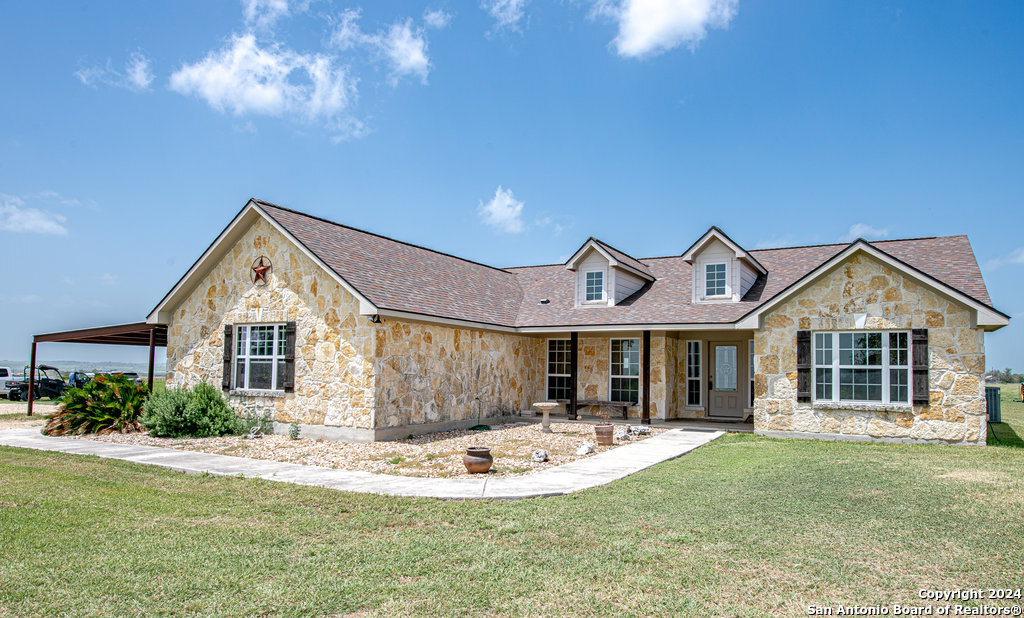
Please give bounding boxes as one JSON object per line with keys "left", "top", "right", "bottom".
{"left": 521, "top": 411, "right": 755, "bottom": 433}
{"left": 537, "top": 329, "right": 757, "bottom": 424}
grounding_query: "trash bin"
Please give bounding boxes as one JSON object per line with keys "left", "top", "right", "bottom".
{"left": 985, "top": 386, "right": 1001, "bottom": 423}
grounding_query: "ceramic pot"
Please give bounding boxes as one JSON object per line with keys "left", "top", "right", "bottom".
{"left": 463, "top": 446, "right": 493, "bottom": 473}
{"left": 594, "top": 423, "right": 614, "bottom": 446}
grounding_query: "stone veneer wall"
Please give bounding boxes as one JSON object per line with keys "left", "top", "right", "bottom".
{"left": 373, "top": 321, "right": 545, "bottom": 429}
{"left": 672, "top": 338, "right": 703, "bottom": 419}
{"left": 572, "top": 334, "right": 668, "bottom": 420}
{"left": 166, "top": 218, "right": 377, "bottom": 431}
{"left": 754, "top": 253, "right": 987, "bottom": 444}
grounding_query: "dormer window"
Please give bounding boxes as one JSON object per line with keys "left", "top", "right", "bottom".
{"left": 585, "top": 271, "right": 604, "bottom": 301}
{"left": 682, "top": 227, "right": 768, "bottom": 304}
{"left": 705, "top": 263, "right": 727, "bottom": 297}
{"left": 565, "top": 238, "right": 655, "bottom": 308}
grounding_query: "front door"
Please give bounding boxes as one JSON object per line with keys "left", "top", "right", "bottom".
{"left": 708, "top": 342, "right": 744, "bottom": 419}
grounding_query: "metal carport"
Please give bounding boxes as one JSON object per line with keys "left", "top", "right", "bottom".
{"left": 25, "top": 322, "right": 168, "bottom": 416}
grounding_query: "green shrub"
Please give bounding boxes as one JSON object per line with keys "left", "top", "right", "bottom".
{"left": 142, "top": 382, "right": 242, "bottom": 438}
{"left": 43, "top": 374, "right": 147, "bottom": 436}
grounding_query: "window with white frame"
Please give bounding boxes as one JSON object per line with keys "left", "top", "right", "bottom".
{"left": 686, "top": 341, "right": 701, "bottom": 406}
{"left": 547, "top": 339, "right": 572, "bottom": 400}
{"left": 610, "top": 339, "right": 640, "bottom": 403}
{"left": 234, "top": 324, "right": 287, "bottom": 391}
{"left": 705, "top": 263, "right": 727, "bottom": 296}
{"left": 749, "top": 340, "right": 755, "bottom": 407}
{"left": 585, "top": 271, "right": 604, "bottom": 301}
{"left": 813, "top": 331, "right": 910, "bottom": 403}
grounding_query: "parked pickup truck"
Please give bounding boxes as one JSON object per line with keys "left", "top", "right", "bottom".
{"left": 0, "top": 367, "right": 24, "bottom": 396}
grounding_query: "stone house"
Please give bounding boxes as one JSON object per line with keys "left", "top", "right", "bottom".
{"left": 148, "top": 199, "right": 1009, "bottom": 444}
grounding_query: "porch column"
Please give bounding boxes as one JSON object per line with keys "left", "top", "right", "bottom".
{"left": 569, "top": 331, "right": 578, "bottom": 419}
{"left": 642, "top": 330, "right": 651, "bottom": 425}
{"left": 147, "top": 326, "right": 156, "bottom": 393}
{"left": 26, "top": 339, "right": 37, "bottom": 417}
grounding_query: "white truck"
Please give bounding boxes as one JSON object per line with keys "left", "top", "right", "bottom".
{"left": 0, "top": 367, "right": 23, "bottom": 396}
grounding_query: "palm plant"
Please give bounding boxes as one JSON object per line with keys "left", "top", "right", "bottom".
{"left": 42, "top": 374, "right": 147, "bottom": 436}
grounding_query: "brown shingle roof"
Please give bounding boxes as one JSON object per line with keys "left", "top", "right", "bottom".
{"left": 257, "top": 200, "right": 997, "bottom": 328}
{"left": 257, "top": 201, "right": 523, "bottom": 326}
{"left": 588, "top": 238, "right": 653, "bottom": 278}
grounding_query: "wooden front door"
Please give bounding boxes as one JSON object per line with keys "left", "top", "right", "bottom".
{"left": 708, "top": 342, "right": 744, "bottom": 419}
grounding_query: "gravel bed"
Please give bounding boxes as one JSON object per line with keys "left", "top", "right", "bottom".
{"left": 77, "top": 421, "right": 668, "bottom": 478}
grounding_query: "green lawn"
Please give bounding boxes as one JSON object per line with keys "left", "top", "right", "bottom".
{"left": 1, "top": 392, "right": 1023, "bottom": 615}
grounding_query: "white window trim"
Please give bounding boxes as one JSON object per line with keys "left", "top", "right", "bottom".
{"left": 609, "top": 338, "right": 641, "bottom": 403}
{"left": 812, "top": 331, "right": 911, "bottom": 405}
{"left": 234, "top": 323, "right": 287, "bottom": 392}
{"left": 748, "top": 339, "right": 755, "bottom": 409}
{"left": 546, "top": 338, "right": 571, "bottom": 401}
{"left": 702, "top": 261, "right": 730, "bottom": 299}
{"left": 685, "top": 340, "right": 702, "bottom": 408}
{"left": 583, "top": 269, "right": 606, "bottom": 303}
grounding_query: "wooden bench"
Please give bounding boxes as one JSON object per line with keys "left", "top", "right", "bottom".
{"left": 557, "top": 399, "right": 635, "bottom": 420}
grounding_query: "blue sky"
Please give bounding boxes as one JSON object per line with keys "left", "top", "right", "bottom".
{"left": 1, "top": 0, "right": 1022, "bottom": 370}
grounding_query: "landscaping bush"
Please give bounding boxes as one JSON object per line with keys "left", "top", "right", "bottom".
{"left": 141, "top": 382, "right": 242, "bottom": 438}
{"left": 42, "top": 374, "right": 147, "bottom": 436}
{"left": 240, "top": 408, "right": 273, "bottom": 437}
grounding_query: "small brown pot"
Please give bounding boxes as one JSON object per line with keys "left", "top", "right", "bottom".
{"left": 463, "top": 446, "right": 493, "bottom": 473}
{"left": 594, "top": 423, "right": 614, "bottom": 446}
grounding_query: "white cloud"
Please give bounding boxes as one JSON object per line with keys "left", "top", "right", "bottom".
{"left": 11, "top": 294, "right": 42, "bottom": 304}
{"left": 382, "top": 21, "right": 431, "bottom": 83}
{"left": 0, "top": 194, "right": 69, "bottom": 235}
{"left": 75, "top": 51, "right": 154, "bottom": 91}
{"left": 330, "top": 8, "right": 365, "bottom": 51}
{"left": 840, "top": 223, "right": 891, "bottom": 242}
{"left": 242, "top": 0, "right": 290, "bottom": 29}
{"left": 594, "top": 0, "right": 738, "bottom": 58}
{"left": 125, "top": 52, "right": 155, "bottom": 90}
{"left": 424, "top": 9, "right": 452, "bottom": 29}
{"left": 534, "top": 216, "right": 564, "bottom": 235}
{"left": 98, "top": 273, "right": 119, "bottom": 286}
{"left": 329, "top": 11, "right": 432, "bottom": 83}
{"left": 478, "top": 186, "right": 525, "bottom": 233}
{"left": 483, "top": 0, "right": 528, "bottom": 31}
{"left": 29, "top": 190, "right": 80, "bottom": 207}
{"left": 169, "top": 34, "right": 364, "bottom": 140}
{"left": 984, "top": 248, "right": 1024, "bottom": 272}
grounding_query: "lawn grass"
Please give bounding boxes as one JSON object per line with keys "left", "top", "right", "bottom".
{"left": 2, "top": 405, "right": 1023, "bottom": 616}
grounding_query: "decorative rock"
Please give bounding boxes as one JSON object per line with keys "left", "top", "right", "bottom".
{"left": 627, "top": 425, "right": 651, "bottom": 436}
{"left": 247, "top": 426, "right": 263, "bottom": 439}
{"left": 531, "top": 449, "right": 549, "bottom": 463}
{"left": 614, "top": 429, "right": 630, "bottom": 441}
{"left": 575, "top": 442, "right": 595, "bottom": 456}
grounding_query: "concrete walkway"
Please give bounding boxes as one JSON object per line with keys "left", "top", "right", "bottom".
{"left": 0, "top": 427, "right": 723, "bottom": 500}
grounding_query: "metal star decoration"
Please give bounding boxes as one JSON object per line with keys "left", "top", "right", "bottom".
{"left": 251, "top": 256, "right": 272, "bottom": 284}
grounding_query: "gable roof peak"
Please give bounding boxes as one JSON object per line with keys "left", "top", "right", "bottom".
{"left": 681, "top": 226, "right": 768, "bottom": 275}
{"left": 564, "top": 236, "right": 654, "bottom": 280}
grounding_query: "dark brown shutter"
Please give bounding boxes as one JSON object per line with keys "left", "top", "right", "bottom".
{"left": 222, "top": 325, "right": 233, "bottom": 390}
{"left": 912, "top": 328, "right": 929, "bottom": 405}
{"left": 282, "top": 321, "right": 296, "bottom": 392}
{"left": 796, "top": 330, "right": 811, "bottom": 403}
